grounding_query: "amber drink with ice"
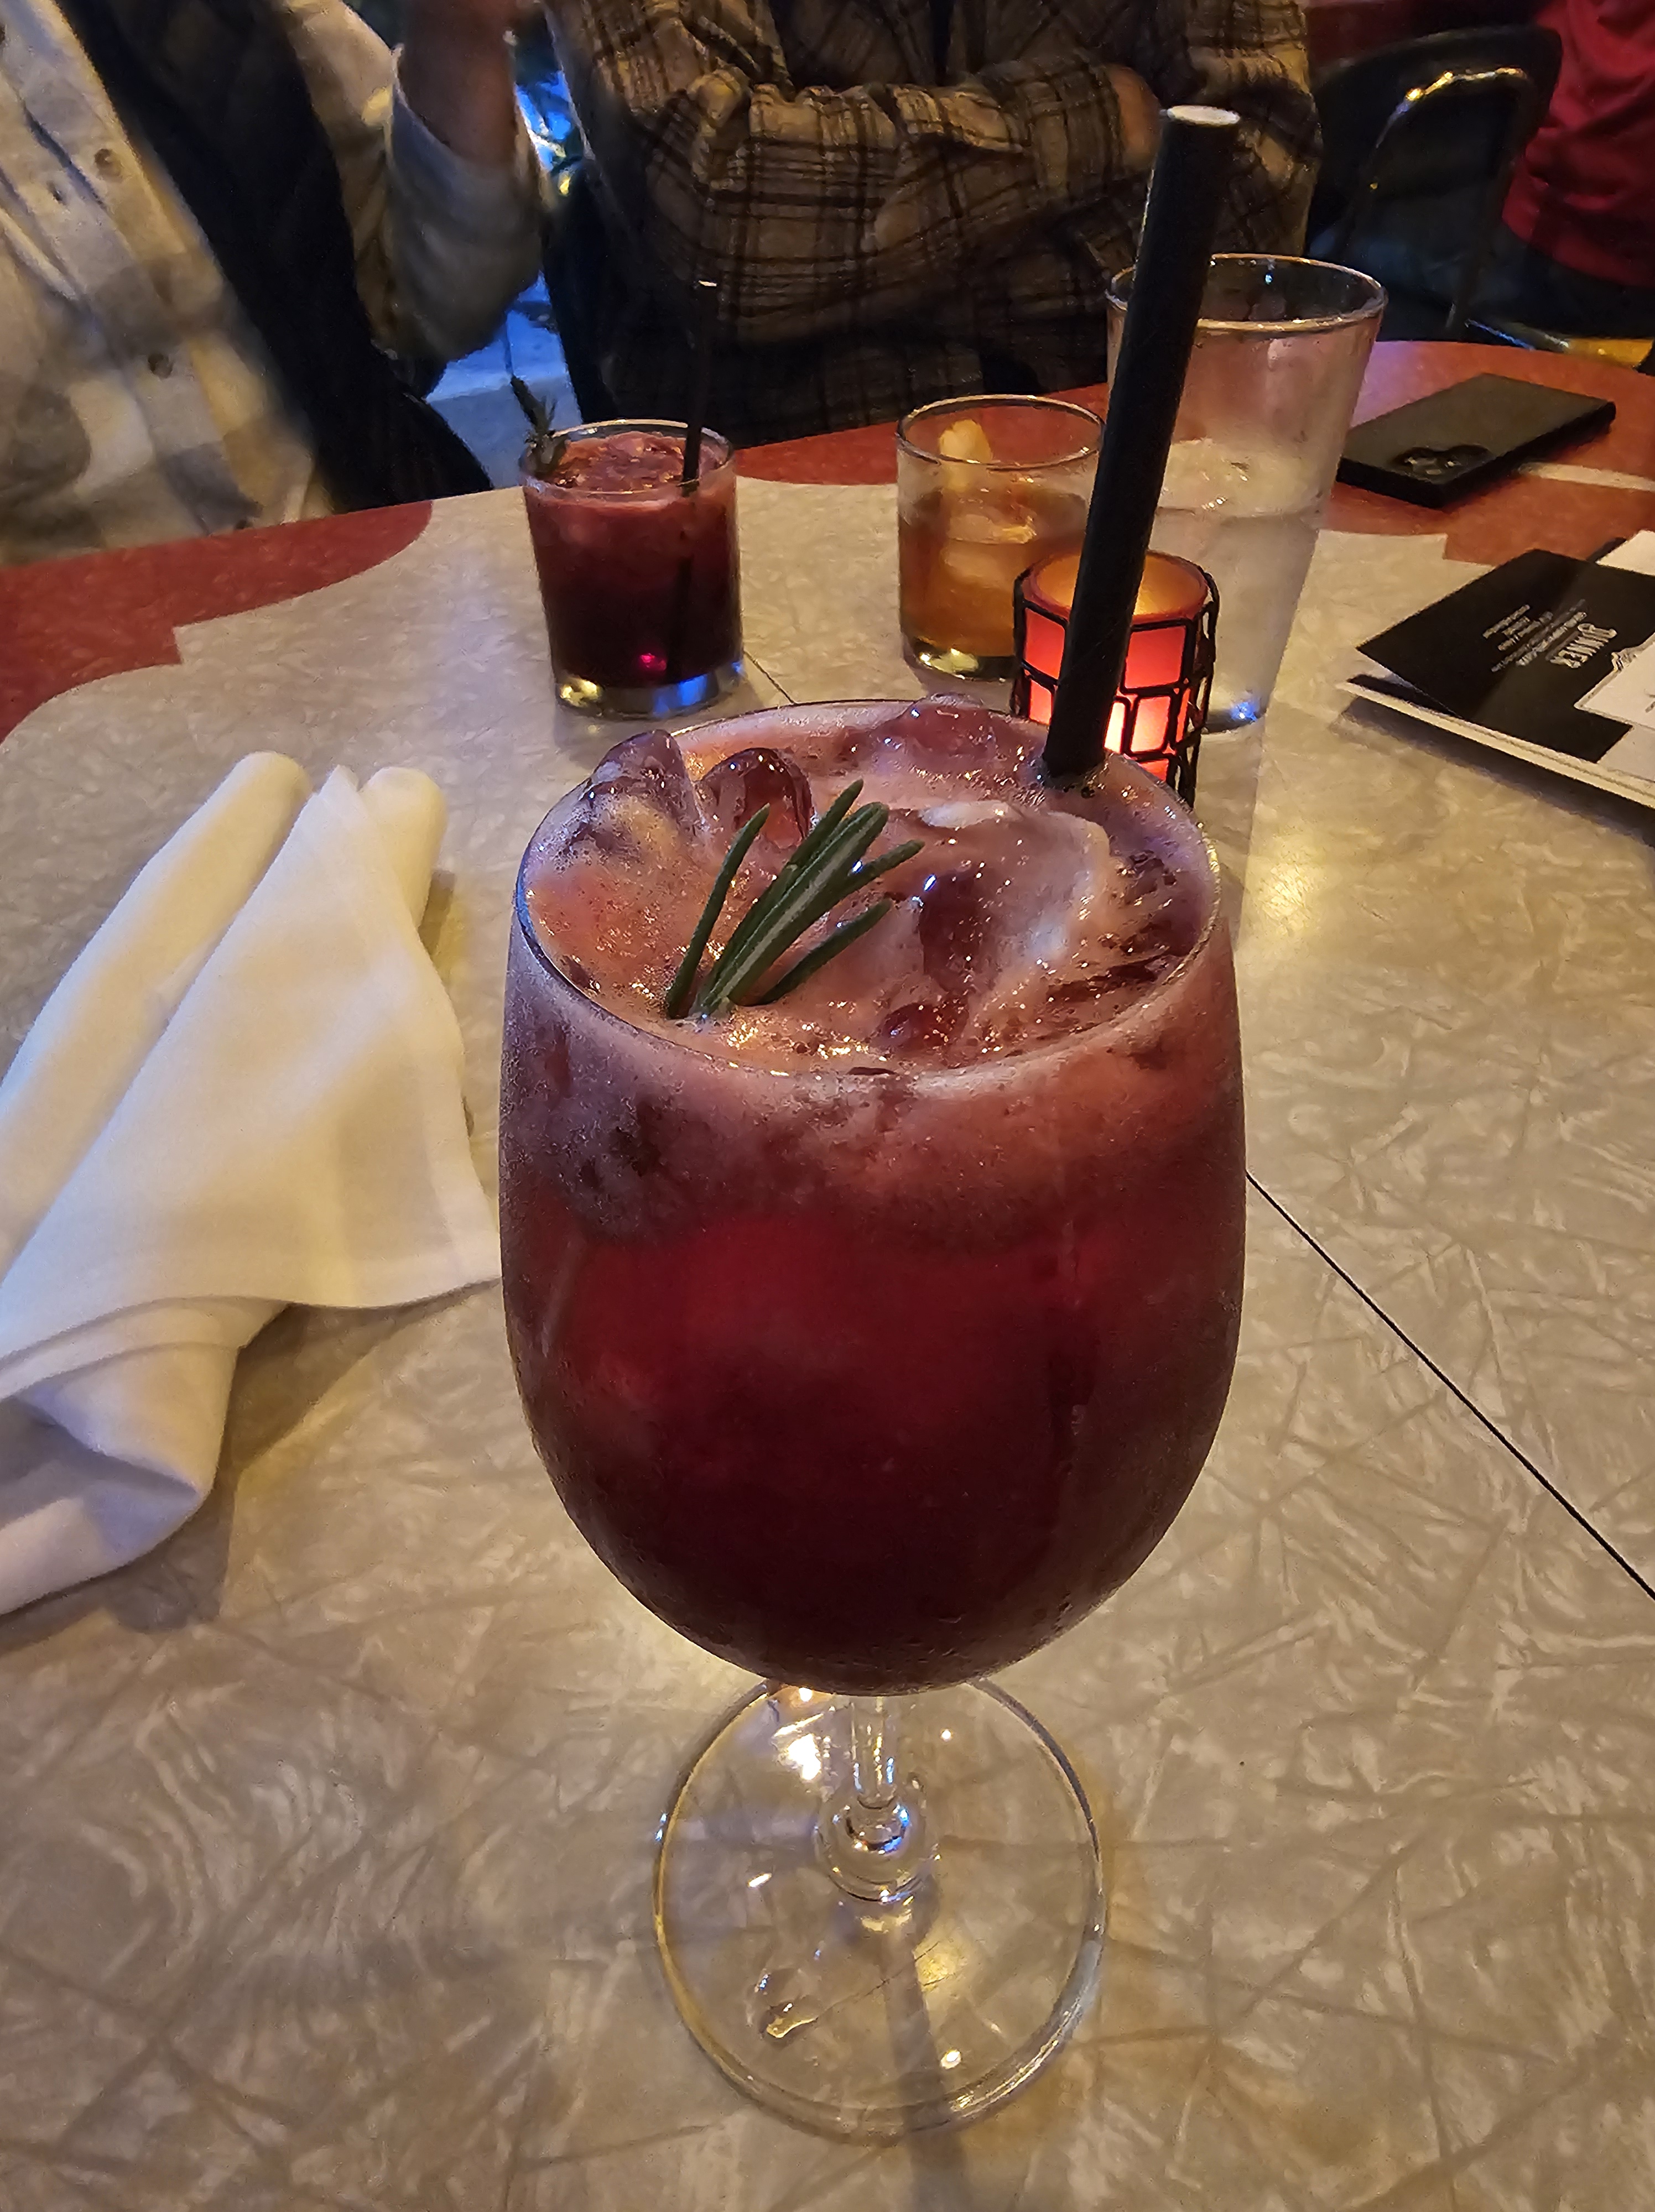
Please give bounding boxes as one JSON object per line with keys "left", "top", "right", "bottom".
{"left": 897, "top": 397, "right": 1100, "bottom": 678}
{"left": 500, "top": 697, "right": 1243, "bottom": 2136}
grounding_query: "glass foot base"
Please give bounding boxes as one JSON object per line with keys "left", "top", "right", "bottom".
{"left": 555, "top": 660, "right": 743, "bottom": 719}
{"left": 1203, "top": 692, "right": 1268, "bottom": 732}
{"left": 653, "top": 1682, "right": 1104, "bottom": 2139}
{"left": 905, "top": 638, "right": 1017, "bottom": 684}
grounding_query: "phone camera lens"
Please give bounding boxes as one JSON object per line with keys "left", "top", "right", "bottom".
{"left": 1394, "top": 443, "right": 1490, "bottom": 480}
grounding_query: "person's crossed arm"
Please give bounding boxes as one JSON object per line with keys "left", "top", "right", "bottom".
{"left": 543, "top": 0, "right": 1314, "bottom": 346}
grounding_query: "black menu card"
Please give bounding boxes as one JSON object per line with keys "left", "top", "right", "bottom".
{"left": 1352, "top": 549, "right": 1655, "bottom": 772}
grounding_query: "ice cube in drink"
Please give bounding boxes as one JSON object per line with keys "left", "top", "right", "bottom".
{"left": 520, "top": 419, "right": 742, "bottom": 719}
{"left": 1149, "top": 439, "right": 1323, "bottom": 729}
{"left": 900, "top": 481, "right": 1090, "bottom": 670}
{"left": 501, "top": 698, "right": 1245, "bottom": 1694}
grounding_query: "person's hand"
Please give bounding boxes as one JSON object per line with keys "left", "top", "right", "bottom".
{"left": 402, "top": 0, "right": 527, "bottom": 162}
{"left": 1108, "top": 67, "right": 1163, "bottom": 168}
{"left": 405, "top": 0, "right": 530, "bottom": 46}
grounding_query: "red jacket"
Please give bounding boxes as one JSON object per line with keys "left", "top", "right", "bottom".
{"left": 1503, "top": 0, "right": 1655, "bottom": 290}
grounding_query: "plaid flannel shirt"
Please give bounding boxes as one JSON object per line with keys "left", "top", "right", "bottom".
{"left": 0, "top": 0, "right": 543, "bottom": 565}
{"left": 552, "top": 0, "right": 1321, "bottom": 444}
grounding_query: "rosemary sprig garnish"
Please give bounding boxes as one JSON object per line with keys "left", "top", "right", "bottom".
{"left": 750, "top": 901, "right": 893, "bottom": 1004}
{"left": 512, "top": 376, "right": 568, "bottom": 476}
{"left": 664, "top": 782, "right": 923, "bottom": 1019}
{"left": 693, "top": 781, "right": 870, "bottom": 989}
{"left": 663, "top": 805, "right": 771, "bottom": 1019}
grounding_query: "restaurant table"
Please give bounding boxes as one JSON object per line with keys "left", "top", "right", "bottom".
{"left": 3, "top": 341, "right": 1655, "bottom": 2210}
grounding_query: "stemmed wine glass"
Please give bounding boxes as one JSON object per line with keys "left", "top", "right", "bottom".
{"left": 499, "top": 698, "right": 1245, "bottom": 2136}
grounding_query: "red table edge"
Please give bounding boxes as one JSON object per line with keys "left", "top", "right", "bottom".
{"left": 0, "top": 501, "right": 433, "bottom": 748}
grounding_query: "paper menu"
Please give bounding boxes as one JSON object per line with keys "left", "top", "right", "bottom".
{"left": 1581, "top": 532, "right": 1655, "bottom": 727}
{"left": 1346, "top": 536, "right": 1655, "bottom": 805}
{"left": 1355, "top": 548, "right": 1655, "bottom": 758}
{"left": 1599, "top": 531, "right": 1655, "bottom": 577}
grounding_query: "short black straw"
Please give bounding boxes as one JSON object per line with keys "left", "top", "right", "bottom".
{"left": 665, "top": 278, "right": 721, "bottom": 681}
{"left": 1040, "top": 106, "right": 1238, "bottom": 785}
{"left": 680, "top": 277, "right": 719, "bottom": 487}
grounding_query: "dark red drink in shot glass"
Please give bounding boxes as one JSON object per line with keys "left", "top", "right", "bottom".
{"left": 520, "top": 419, "right": 743, "bottom": 719}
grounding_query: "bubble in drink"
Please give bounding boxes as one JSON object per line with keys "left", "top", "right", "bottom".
{"left": 501, "top": 700, "right": 1245, "bottom": 1693}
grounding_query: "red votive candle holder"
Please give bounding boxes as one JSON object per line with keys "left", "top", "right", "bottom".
{"left": 1011, "top": 549, "right": 1217, "bottom": 803}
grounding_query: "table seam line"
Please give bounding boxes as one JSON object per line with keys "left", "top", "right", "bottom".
{"left": 1245, "top": 1171, "right": 1655, "bottom": 1606}
{"left": 746, "top": 652, "right": 799, "bottom": 707}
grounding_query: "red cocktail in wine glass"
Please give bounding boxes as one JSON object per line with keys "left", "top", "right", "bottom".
{"left": 501, "top": 697, "right": 1243, "bottom": 2134}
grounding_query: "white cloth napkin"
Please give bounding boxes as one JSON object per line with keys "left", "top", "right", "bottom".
{"left": 0, "top": 754, "right": 500, "bottom": 1615}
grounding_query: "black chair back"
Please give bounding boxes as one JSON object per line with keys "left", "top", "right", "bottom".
{"left": 1310, "top": 27, "right": 1563, "bottom": 340}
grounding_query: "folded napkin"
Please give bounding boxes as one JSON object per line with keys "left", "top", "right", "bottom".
{"left": 0, "top": 754, "right": 500, "bottom": 1615}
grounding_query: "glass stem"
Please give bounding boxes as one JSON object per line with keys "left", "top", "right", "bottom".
{"left": 818, "top": 1695, "right": 931, "bottom": 1903}
{"left": 849, "top": 1698, "right": 902, "bottom": 1844}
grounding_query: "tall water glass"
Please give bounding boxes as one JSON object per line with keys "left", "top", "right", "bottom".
{"left": 1106, "top": 257, "right": 1384, "bottom": 728}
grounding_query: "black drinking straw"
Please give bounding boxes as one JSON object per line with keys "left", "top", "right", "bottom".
{"left": 666, "top": 278, "right": 721, "bottom": 681}
{"left": 680, "top": 277, "right": 720, "bottom": 487}
{"left": 1039, "top": 106, "right": 1239, "bottom": 785}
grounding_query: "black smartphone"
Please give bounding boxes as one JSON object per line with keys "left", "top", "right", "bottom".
{"left": 1337, "top": 374, "right": 1616, "bottom": 508}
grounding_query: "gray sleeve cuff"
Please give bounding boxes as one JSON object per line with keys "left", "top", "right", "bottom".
{"left": 388, "top": 56, "right": 548, "bottom": 355}
{"left": 389, "top": 60, "right": 548, "bottom": 236}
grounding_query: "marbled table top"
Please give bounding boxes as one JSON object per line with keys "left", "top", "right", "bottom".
{"left": 1, "top": 468, "right": 1653, "bottom": 2211}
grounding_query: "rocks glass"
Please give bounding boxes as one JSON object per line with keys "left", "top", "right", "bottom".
{"left": 897, "top": 397, "right": 1101, "bottom": 680}
{"left": 520, "top": 419, "right": 743, "bottom": 718}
